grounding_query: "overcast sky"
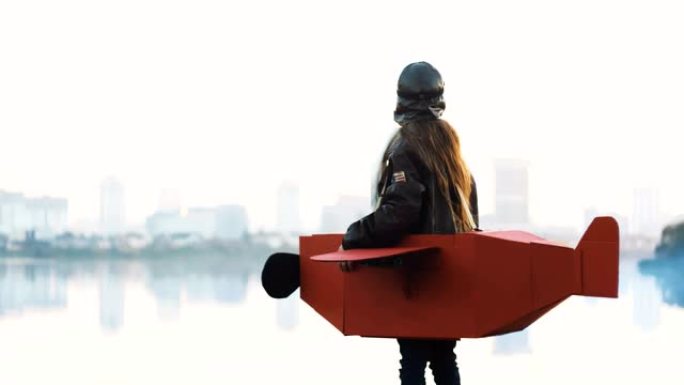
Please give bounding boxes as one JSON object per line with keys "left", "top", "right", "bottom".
{"left": 1, "top": 0, "right": 682, "bottom": 232}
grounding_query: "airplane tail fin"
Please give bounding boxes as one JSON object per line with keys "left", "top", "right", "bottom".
{"left": 575, "top": 217, "right": 620, "bottom": 298}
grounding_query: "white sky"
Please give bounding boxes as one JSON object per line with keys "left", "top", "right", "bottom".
{"left": 1, "top": 0, "right": 683, "bottom": 232}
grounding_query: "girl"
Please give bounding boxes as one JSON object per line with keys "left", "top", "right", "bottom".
{"left": 341, "top": 62, "right": 479, "bottom": 385}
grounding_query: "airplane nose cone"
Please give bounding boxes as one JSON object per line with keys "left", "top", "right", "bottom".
{"left": 262, "top": 252, "right": 301, "bottom": 299}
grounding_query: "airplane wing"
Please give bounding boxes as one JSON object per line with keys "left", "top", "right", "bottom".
{"left": 311, "top": 246, "right": 439, "bottom": 262}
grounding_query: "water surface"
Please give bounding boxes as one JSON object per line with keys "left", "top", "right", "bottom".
{"left": 1, "top": 252, "right": 681, "bottom": 385}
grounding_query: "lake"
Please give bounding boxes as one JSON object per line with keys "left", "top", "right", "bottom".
{"left": 0, "top": 251, "right": 681, "bottom": 385}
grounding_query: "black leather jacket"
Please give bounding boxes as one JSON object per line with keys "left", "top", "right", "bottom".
{"left": 342, "top": 134, "right": 479, "bottom": 249}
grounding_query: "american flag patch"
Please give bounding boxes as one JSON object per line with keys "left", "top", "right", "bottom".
{"left": 392, "top": 171, "right": 407, "bottom": 183}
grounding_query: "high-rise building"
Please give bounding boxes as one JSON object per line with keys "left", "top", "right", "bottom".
{"left": 494, "top": 159, "right": 529, "bottom": 225}
{"left": 0, "top": 192, "right": 27, "bottom": 237}
{"left": 25, "top": 197, "right": 68, "bottom": 238}
{"left": 320, "top": 195, "right": 371, "bottom": 233}
{"left": 145, "top": 204, "right": 248, "bottom": 240}
{"left": 216, "top": 205, "right": 249, "bottom": 240}
{"left": 0, "top": 191, "right": 67, "bottom": 239}
{"left": 100, "top": 177, "right": 125, "bottom": 235}
{"left": 277, "top": 182, "right": 301, "bottom": 234}
{"left": 632, "top": 187, "right": 660, "bottom": 237}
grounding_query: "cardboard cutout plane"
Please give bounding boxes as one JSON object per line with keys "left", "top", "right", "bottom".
{"left": 262, "top": 216, "right": 619, "bottom": 339}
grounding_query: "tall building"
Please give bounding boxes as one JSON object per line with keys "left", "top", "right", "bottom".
{"left": 632, "top": 187, "right": 660, "bottom": 237}
{"left": 320, "top": 195, "right": 371, "bottom": 233}
{"left": 277, "top": 182, "right": 301, "bottom": 234}
{"left": 0, "top": 192, "right": 28, "bottom": 236}
{"left": 146, "top": 205, "right": 248, "bottom": 240}
{"left": 494, "top": 159, "right": 529, "bottom": 225}
{"left": 215, "top": 205, "right": 249, "bottom": 240}
{"left": 25, "top": 197, "right": 68, "bottom": 238}
{"left": 0, "top": 191, "right": 67, "bottom": 239}
{"left": 100, "top": 177, "right": 125, "bottom": 235}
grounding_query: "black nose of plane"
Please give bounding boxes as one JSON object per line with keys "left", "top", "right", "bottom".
{"left": 261, "top": 252, "right": 301, "bottom": 299}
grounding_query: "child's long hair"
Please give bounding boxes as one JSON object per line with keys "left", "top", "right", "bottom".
{"left": 379, "top": 119, "right": 475, "bottom": 232}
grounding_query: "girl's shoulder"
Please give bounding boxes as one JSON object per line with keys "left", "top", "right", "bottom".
{"left": 385, "top": 132, "right": 430, "bottom": 175}
{"left": 386, "top": 131, "right": 416, "bottom": 158}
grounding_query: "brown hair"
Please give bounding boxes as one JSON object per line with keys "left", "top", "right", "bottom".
{"left": 380, "top": 119, "right": 475, "bottom": 231}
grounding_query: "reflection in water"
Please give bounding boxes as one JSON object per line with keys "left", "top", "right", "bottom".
{"left": 631, "top": 274, "right": 661, "bottom": 331}
{"left": 0, "top": 261, "right": 67, "bottom": 316}
{"left": 277, "top": 289, "right": 299, "bottom": 331}
{"left": 618, "top": 259, "right": 661, "bottom": 331}
{"left": 186, "top": 274, "right": 249, "bottom": 304}
{"left": 147, "top": 275, "right": 182, "bottom": 320}
{"left": 639, "top": 254, "right": 684, "bottom": 308}
{"left": 99, "top": 264, "right": 126, "bottom": 331}
{"left": 0, "top": 253, "right": 274, "bottom": 330}
{"left": 493, "top": 329, "right": 531, "bottom": 355}
{"left": 1, "top": 253, "right": 675, "bottom": 337}
{"left": 3, "top": 252, "right": 684, "bottom": 384}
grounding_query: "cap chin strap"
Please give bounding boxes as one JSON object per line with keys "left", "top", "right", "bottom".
{"left": 428, "top": 106, "right": 444, "bottom": 118}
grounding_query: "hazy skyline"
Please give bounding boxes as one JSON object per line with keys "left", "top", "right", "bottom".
{"left": 1, "top": 0, "right": 683, "bottom": 232}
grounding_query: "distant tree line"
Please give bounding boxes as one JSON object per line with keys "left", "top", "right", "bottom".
{"left": 656, "top": 221, "right": 684, "bottom": 257}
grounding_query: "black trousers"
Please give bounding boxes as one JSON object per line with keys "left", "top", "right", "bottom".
{"left": 397, "top": 339, "right": 460, "bottom": 385}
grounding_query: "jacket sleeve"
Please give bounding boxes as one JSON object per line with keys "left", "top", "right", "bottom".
{"left": 342, "top": 144, "right": 426, "bottom": 249}
{"left": 470, "top": 177, "right": 479, "bottom": 229}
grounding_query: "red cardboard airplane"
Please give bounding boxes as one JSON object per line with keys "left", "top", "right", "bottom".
{"left": 262, "top": 216, "right": 619, "bottom": 339}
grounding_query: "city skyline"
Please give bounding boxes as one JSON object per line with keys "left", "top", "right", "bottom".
{"left": 2, "top": 157, "right": 680, "bottom": 236}
{"left": 0, "top": 158, "right": 679, "bottom": 237}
